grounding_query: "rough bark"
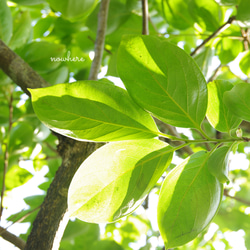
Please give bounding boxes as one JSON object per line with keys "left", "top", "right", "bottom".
{"left": 24, "top": 136, "right": 98, "bottom": 250}
{"left": 0, "top": 40, "right": 49, "bottom": 96}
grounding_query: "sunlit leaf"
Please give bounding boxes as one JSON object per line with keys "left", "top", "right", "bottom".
{"left": 157, "top": 151, "right": 223, "bottom": 248}
{"left": 29, "top": 81, "right": 159, "bottom": 142}
{"left": 224, "top": 82, "right": 250, "bottom": 122}
{"left": 239, "top": 51, "right": 250, "bottom": 77}
{"left": 5, "top": 165, "right": 33, "bottom": 190}
{"left": 216, "top": 38, "right": 243, "bottom": 65}
{"left": 60, "top": 219, "right": 100, "bottom": 250}
{"left": 68, "top": 139, "right": 173, "bottom": 223}
{"left": 117, "top": 35, "right": 207, "bottom": 128}
{"left": 188, "top": 0, "right": 222, "bottom": 31}
{"left": 206, "top": 80, "right": 242, "bottom": 133}
{"left": 207, "top": 145, "right": 231, "bottom": 183}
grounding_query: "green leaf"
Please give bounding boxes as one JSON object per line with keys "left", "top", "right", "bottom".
{"left": 224, "top": 82, "right": 250, "bottom": 122}
{"left": 29, "top": 81, "right": 159, "bottom": 142}
{"left": 206, "top": 80, "right": 242, "bottom": 133}
{"left": 41, "top": 66, "right": 69, "bottom": 85}
{"left": 18, "top": 41, "right": 66, "bottom": 74}
{"left": 24, "top": 195, "right": 45, "bottom": 207}
{"left": 157, "top": 0, "right": 194, "bottom": 30}
{"left": 194, "top": 47, "right": 213, "bottom": 78}
{"left": 5, "top": 165, "right": 33, "bottom": 190}
{"left": 10, "top": 0, "right": 45, "bottom": 5}
{"left": 216, "top": 38, "right": 243, "bottom": 65}
{"left": 117, "top": 35, "right": 207, "bottom": 128}
{"left": 0, "top": 0, "right": 12, "bottom": 44}
{"left": 9, "top": 11, "right": 32, "bottom": 50}
{"left": 47, "top": 0, "right": 98, "bottom": 19}
{"left": 33, "top": 16, "right": 55, "bottom": 39}
{"left": 68, "top": 139, "right": 173, "bottom": 223}
{"left": 60, "top": 219, "right": 100, "bottom": 250}
{"left": 236, "top": 0, "right": 250, "bottom": 27}
{"left": 239, "top": 51, "right": 250, "bottom": 77}
{"left": 157, "top": 151, "right": 223, "bottom": 248}
{"left": 8, "top": 122, "right": 34, "bottom": 154}
{"left": 207, "top": 146, "right": 231, "bottom": 183}
{"left": 187, "top": 0, "right": 222, "bottom": 32}
{"left": 62, "top": 219, "right": 99, "bottom": 242}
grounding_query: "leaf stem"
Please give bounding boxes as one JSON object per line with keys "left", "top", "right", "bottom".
{"left": 224, "top": 189, "right": 250, "bottom": 206}
{"left": 158, "top": 130, "right": 245, "bottom": 144}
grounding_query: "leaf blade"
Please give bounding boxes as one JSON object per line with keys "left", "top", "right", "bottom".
{"left": 224, "top": 82, "right": 250, "bottom": 122}
{"left": 206, "top": 80, "right": 242, "bottom": 133}
{"left": 207, "top": 145, "right": 231, "bottom": 184}
{"left": 117, "top": 35, "right": 208, "bottom": 129}
{"left": 68, "top": 139, "right": 173, "bottom": 223}
{"left": 29, "top": 81, "right": 159, "bottom": 142}
{"left": 157, "top": 151, "right": 223, "bottom": 248}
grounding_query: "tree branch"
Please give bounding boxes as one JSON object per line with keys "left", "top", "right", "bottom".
{"left": 142, "top": 0, "right": 149, "bottom": 35}
{"left": 0, "top": 40, "right": 49, "bottom": 96}
{"left": 24, "top": 137, "right": 97, "bottom": 250}
{"left": 0, "top": 226, "right": 26, "bottom": 249}
{"left": 190, "top": 16, "right": 236, "bottom": 56}
{"left": 224, "top": 189, "right": 250, "bottom": 206}
{"left": 88, "top": 0, "right": 110, "bottom": 80}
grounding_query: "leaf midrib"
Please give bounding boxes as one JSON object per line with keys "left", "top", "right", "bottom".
{"left": 38, "top": 98, "right": 158, "bottom": 136}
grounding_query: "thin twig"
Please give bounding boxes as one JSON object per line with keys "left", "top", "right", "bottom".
{"left": 207, "top": 63, "right": 222, "bottom": 83}
{"left": 88, "top": 0, "right": 110, "bottom": 80}
{"left": 142, "top": 0, "right": 149, "bottom": 35}
{"left": 224, "top": 189, "right": 250, "bottom": 206}
{"left": 165, "top": 124, "right": 193, "bottom": 155}
{"left": 5, "top": 206, "right": 41, "bottom": 230}
{"left": 0, "top": 226, "right": 26, "bottom": 250}
{"left": 190, "top": 16, "right": 236, "bottom": 56}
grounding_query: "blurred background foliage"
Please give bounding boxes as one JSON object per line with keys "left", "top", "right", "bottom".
{"left": 0, "top": 0, "right": 250, "bottom": 249}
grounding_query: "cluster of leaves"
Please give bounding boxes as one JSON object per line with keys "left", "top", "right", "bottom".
{"left": 0, "top": 0, "right": 250, "bottom": 249}
{"left": 29, "top": 32, "right": 249, "bottom": 249}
